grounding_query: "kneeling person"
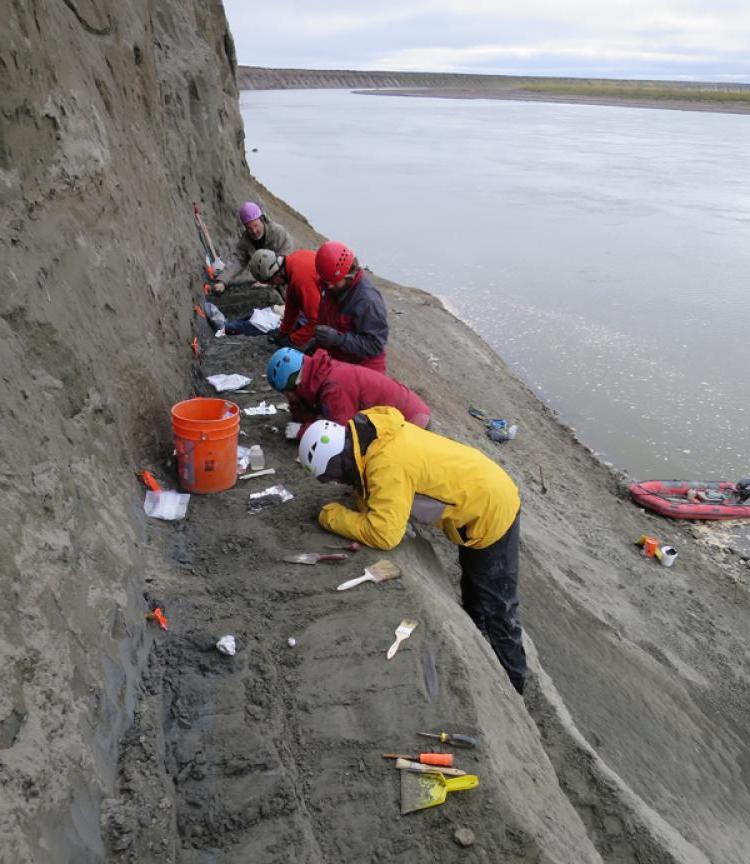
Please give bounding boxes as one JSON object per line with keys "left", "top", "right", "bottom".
{"left": 314, "top": 241, "right": 388, "bottom": 373}
{"left": 248, "top": 249, "right": 320, "bottom": 348}
{"left": 212, "top": 201, "right": 294, "bottom": 296}
{"left": 298, "top": 407, "right": 526, "bottom": 695}
{"left": 266, "top": 347, "right": 430, "bottom": 437}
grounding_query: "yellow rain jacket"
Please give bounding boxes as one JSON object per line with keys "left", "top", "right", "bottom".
{"left": 319, "top": 407, "right": 520, "bottom": 551}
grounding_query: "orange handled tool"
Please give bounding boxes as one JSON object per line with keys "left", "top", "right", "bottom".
{"left": 382, "top": 753, "right": 454, "bottom": 767}
{"left": 136, "top": 470, "right": 162, "bottom": 492}
{"left": 145, "top": 607, "right": 168, "bottom": 631}
{"left": 636, "top": 534, "right": 660, "bottom": 557}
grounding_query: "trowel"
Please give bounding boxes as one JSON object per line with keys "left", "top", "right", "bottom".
{"left": 400, "top": 770, "right": 479, "bottom": 815}
{"left": 283, "top": 552, "right": 349, "bottom": 565}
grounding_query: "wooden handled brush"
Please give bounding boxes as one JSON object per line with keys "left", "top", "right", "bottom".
{"left": 336, "top": 559, "right": 401, "bottom": 591}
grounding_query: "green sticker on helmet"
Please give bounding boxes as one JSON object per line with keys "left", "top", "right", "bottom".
{"left": 321, "top": 435, "right": 330, "bottom": 444}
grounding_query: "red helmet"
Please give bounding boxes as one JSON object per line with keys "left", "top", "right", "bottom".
{"left": 315, "top": 241, "right": 355, "bottom": 284}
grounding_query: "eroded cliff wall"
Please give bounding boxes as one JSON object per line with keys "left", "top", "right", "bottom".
{"left": 0, "top": 1, "right": 248, "bottom": 859}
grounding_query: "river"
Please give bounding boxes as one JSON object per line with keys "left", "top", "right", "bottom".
{"left": 239, "top": 88, "right": 750, "bottom": 484}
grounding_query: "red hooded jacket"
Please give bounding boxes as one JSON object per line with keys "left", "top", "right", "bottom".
{"left": 290, "top": 349, "right": 430, "bottom": 433}
{"left": 279, "top": 250, "right": 320, "bottom": 348}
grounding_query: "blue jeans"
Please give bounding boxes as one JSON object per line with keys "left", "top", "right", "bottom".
{"left": 224, "top": 317, "right": 266, "bottom": 336}
{"left": 458, "top": 512, "right": 526, "bottom": 695}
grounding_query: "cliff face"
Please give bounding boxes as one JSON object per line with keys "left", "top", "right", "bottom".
{"left": 0, "top": 2, "right": 248, "bottom": 859}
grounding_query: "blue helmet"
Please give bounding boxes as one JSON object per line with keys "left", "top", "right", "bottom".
{"left": 266, "top": 348, "right": 304, "bottom": 391}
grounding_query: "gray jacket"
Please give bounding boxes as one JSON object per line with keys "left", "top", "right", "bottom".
{"left": 221, "top": 218, "right": 294, "bottom": 287}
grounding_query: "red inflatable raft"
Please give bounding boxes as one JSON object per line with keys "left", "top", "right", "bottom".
{"left": 629, "top": 480, "right": 750, "bottom": 520}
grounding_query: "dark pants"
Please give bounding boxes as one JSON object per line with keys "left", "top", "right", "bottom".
{"left": 458, "top": 512, "right": 526, "bottom": 695}
{"left": 224, "top": 317, "right": 265, "bottom": 336}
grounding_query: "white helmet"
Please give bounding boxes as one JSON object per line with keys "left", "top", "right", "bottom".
{"left": 250, "top": 249, "right": 282, "bottom": 282}
{"left": 299, "top": 420, "right": 346, "bottom": 478}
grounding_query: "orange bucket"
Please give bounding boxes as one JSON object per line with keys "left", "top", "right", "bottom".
{"left": 171, "top": 398, "right": 240, "bottom": 494}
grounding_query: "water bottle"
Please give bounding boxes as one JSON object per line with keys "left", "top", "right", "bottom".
{"left": 249, "top": 445, "right": 265, "bottom": 471}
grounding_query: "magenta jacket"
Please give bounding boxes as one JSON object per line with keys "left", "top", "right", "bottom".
{"left": 289, "top": 349, "right": 430, "bottom": 434}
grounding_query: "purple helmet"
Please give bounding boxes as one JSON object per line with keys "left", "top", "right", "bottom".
{"left": 238, "top": 201, "right": 263, "bottom": 224}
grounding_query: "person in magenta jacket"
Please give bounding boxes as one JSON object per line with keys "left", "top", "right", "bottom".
{"left": 266, "top": 347, "right": 430, "bottom": 438}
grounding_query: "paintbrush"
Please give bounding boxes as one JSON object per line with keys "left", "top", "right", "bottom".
{"left": 336, "top": 559, "right": 401, "bottom": 591}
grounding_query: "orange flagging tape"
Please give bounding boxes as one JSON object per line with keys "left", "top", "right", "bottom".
{"left": 145, "top": 607, "right": 168, "bottom": 631}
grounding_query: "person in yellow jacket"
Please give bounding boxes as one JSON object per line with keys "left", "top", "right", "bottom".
{"left": 299, "top": 406, "right": 526, "bottom": 695}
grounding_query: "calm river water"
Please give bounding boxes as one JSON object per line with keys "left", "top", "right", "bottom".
{"left": 240, "top": 89, "right": 750, "bottom": 483}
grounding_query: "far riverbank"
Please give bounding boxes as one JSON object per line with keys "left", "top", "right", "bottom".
{"left": 354, "top": 85, "right": 750, "bottom": 115}
{"left": 238, "top": 65, "right": 750, "bottom": 115}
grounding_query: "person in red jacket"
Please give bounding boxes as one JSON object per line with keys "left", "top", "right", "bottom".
{"left": 313, "top": 241, "right": 388, "bottom": 373}
{"left": 221, "top": 249, "right": 320, "bottom": 342}
{"left": 266, "top": 347, "right": 430, "bottom": 438}
{"left": 249, "top": 249, "right": 320, "bottom": 347}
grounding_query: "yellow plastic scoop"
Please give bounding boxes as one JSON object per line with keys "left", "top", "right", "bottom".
{"left": 400, "top": 770, "right": 479, "bottom": 815}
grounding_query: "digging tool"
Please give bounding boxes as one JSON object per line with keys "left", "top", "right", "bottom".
{"left": 136, "top": 470, "right": 162, "bottom": 492}
{"left": 417, "top": 732, "right": 479, "bottom": 749}
{"left": 283, "top": 552, "right": 349, "bottom": 565}
{"left": 336, "top": 559, "right": 401, "bottom": 591}
{"left": 387, "top": 619, "right": 417, "bottom": 659}
{"left": 324, "top": 541, "right": 361, "bottom": 552}
{"left": 193, "top": 202, "right": 224, "bottom": 279}
{"left": 400, "top": 770, "right": 479, "bottom": 815}
{"left": 394, "top": 758, "right": 466, "bottom": 777}
{"left": 238, "top": 468, "right": 276, "bottom": 481}
{"left": 383, "top": 753, "right": 454, "bottom": 767}
{"left": 193, "top": 201, "right": 224, "bottom": 278}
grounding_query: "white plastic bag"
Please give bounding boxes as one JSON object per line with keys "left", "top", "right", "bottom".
{"left": 144, "top": 490, "right": 190, "bottom": 520}
{"left": 246, "top": 484, "right": 294, "bottom": 514}
{"left": 243, "top": 400, "right": 277, "bottom": 417}
{"left": 207, "top": 373, "right": 251, "bottom": 392}
{"left": 248, "top": 307, "right": 282, "bottom": 333}
{"left": 237, "top": 446, "right": 251, "bottom": 472}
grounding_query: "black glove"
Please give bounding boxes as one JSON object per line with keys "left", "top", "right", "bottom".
{"left": 268, "top": 331, "right": 292, "bottom": 348}
{"left": 314, "top": 325, "right": 342, "bottom": 349}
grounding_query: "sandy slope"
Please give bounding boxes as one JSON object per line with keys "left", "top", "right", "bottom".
{"left": 103, "top": 265, "right": 749, "bottom": 863}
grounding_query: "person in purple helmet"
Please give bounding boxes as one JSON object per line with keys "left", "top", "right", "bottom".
{"left": 212, "top": 201, "right": 294, "bottom": 296}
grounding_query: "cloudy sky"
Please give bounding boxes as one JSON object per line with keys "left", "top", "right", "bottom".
{"left": 223, "top": 1, "right": 750, "bottom": 82}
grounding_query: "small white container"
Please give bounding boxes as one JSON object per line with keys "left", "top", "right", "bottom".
{"left": 249, "top": 445, "right": 265, "bottom": 471}
{"left": 658, "top": 546, "right": 678, "bottom": 567}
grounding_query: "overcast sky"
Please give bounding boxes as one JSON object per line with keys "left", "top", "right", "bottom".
{"left": 223, "top": 1, "right": 750, "bottom": 82}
